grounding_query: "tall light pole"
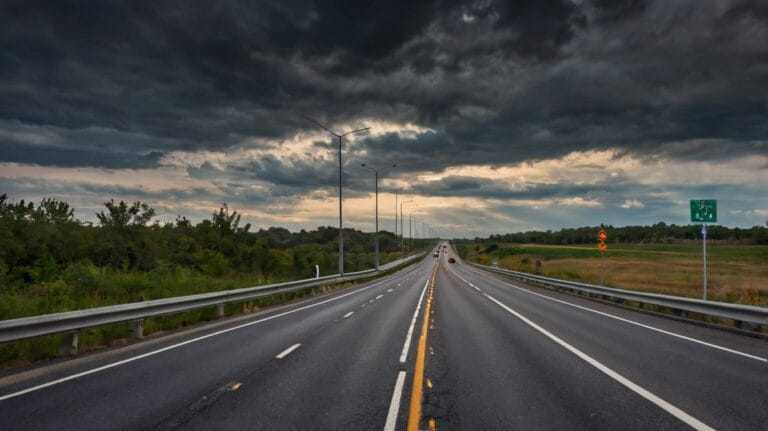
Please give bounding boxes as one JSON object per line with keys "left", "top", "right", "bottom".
{"left": 409, "top": 214, "right": 413, "bottom": 252}
{"left": 394, "top": 190, "right": 398, "bottom": 240}
{"left": 400, "top": 200, "right": 413, "bottom": 258}
{"left": 361, "top": 163, "right": 396, "bottom": 270}
{"left": 304, "top": 116, "right": 369, "bottom": 275}
{"left": 394, "top": 188, "right": 405, "bottom": 239}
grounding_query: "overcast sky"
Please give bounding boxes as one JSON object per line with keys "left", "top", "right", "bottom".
{"left": 1, "top": 0, "right": 767, "bottom": 237}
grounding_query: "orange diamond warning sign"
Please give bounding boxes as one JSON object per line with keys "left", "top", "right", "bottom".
{"left": 597, "top": 229, "right": 608, "bottom": 251}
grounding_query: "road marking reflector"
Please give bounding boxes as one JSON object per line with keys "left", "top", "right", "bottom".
{"left": 226, "top": 382, "right": 242, "bottom": 391}
{"left": 484, "top": 293, "right": 715, "bottom": 431}
{"left": 275, "top": 343, "right": 301, "bottom": 359}
{"left": 428, "top": 418, "right": 437, "bottom": 431}
{"left": 426, "top": 378, "right": 433, "bottom": 389}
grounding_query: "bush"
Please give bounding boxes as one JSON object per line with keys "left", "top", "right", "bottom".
{"left": 198, "top": 250, "right": 230, "bottom": 277}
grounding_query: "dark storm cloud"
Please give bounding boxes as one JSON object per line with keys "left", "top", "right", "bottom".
{"left": 187, "top": 153, "right": 378, "bottom": 199}
{"left": 410, "top": 176, "right": 604, "bottom": 200}
{"left": 1, "top": 0, "right": 614, "bottom": 161}
{"left": 1, "top": 144, "right": 165, "bottom": 169}
{"left": 1, "top": 0, "right": 767, "bottom": 218}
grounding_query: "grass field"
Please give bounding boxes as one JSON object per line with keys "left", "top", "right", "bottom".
{"left": 462, "top": 243, "right": 768, "bottom": 306}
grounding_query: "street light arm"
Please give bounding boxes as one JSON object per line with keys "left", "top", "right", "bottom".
{"left": 301, "top": 114, "right": 341, "bottom": 138}
{"left": 340, "top": 127, "right": 371, "bottom": 138}
{"left": 361, "top": 163, "right": 395, "bottom": 177}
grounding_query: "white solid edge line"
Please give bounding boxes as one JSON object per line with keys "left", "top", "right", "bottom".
{"left": 484, "top": 293, "right": 715, "bottom": 431}
{"left": 275, "top": 343, "right": 301, "bottom": 359}
{"left": 0, "top": 267, "right": 416, "bottom": 402}
{"left": 399, "top": 278, "right": 430, "bottom": 363}
{"left": 452, "top": 271, "right": 481, "bottom": 293}
{"left": 463, "top": 266, "right": 767, "bottom": 363}
{"left": 383, "top": 371, "right": 407, "bottom": 431}
{"left": 343, "top": 312, "right": 354, "bottom": 318}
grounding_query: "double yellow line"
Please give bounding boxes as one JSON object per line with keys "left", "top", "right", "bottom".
{"left": 407, "top": 262, "right": 439, "bottom": 431}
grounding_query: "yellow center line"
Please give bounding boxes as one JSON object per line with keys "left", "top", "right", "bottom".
{"left": 407, "top": 262, "right": 439, "bottom": 431}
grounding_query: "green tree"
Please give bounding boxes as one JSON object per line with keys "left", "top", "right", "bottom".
{"left": 96, "top": 200, "right": 156, "bottom": 228}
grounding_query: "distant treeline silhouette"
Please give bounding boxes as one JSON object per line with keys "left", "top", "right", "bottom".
{"left": 0, "top": 194, "right": 429, "bottom": 294}
{"left": 462, "top": 222, "right": 768, "bottom": 245}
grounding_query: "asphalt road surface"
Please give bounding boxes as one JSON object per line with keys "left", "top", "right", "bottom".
{"left": 0, "top": 244, "right": 765, "bottom": 430}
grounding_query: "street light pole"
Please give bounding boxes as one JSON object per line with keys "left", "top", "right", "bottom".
{"left": 394, "top": 187, "right": 405, "bottom": 240}
{"left": 400, "top": 200, "right": 413, "bottom": 258}
{"left": 361, "top": 163, "right": 395, "bottom": 270}
{"left": 304, "top": 116, "right": 369, "bottom": 275}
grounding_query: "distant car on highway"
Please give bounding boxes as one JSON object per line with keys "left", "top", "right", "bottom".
{"left": 433, "top": 252, "right": 439, "bottom": 257}
{"left": 448, "top": 257, "right": 456, "bottom": 263}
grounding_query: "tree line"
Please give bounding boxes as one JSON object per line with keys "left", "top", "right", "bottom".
{"left": 460, "top": 222, "right": 768, "bottom": 245}
{"left": 0, "top": 194, "right": 430, "bottom": 299}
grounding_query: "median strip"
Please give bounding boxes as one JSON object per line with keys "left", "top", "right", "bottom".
{"left": 407, "top": 262, "right": 439, "bottom": 431}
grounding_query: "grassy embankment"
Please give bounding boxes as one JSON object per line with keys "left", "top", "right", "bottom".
{"left": 459, "top": 243, "right": 768, "bottom": 307}
{"left": 0, "top": 250, "right": 411, "bottom": 369}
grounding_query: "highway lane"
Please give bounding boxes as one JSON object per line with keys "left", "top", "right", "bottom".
{"left": 0, "top": 256, "right": 437, "bottom": 430}
{"left": 1, "top": 243, "right": 764, "bottom": 431}
{"left": 423, "top": 251, "right": 766, "bottom": 430}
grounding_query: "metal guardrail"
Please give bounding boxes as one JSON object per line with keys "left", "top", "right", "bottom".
{"left": 469, "top": 263, "right": 768, "bottom": 330}
{"left": 0, "top": 253, "right": 425, "bottom": 350}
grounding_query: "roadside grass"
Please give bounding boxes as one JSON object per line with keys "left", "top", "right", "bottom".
{"left": 465, "top": 243, "right": 768, "bottom": 307}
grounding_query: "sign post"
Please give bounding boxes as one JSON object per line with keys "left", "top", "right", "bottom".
{"left": 597, "top": 229, "right": 608, "bottom": 286}
{"left": 690, "top": 200, "right": 717, "bottom": 300}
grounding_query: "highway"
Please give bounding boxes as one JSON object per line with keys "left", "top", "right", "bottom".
{"left": 0, "top": 244, "right": 766, "bottom": 430}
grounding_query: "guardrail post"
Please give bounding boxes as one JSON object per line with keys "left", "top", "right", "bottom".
{"left": 672, "top": 309, "right": 688, "bottom": 318}
{"left": 735, "top": 320, "right": 762, "bottom": 332}
{"left": 131, "top": 319, "right": 144, "bottom": 339}
{"left": 59, "top": 330, "right": 79, "bottom": 356}
{"left": 216, "top": 303, "right": 225, "bottom": 318}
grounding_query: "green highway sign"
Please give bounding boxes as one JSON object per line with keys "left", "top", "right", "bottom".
{"left": 690, "top": 200, "right": 717, "bottom": 223}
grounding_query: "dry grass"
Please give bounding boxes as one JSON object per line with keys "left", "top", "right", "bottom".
{"left": 471, "top": 244, "right": 768, "bottom": 306}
